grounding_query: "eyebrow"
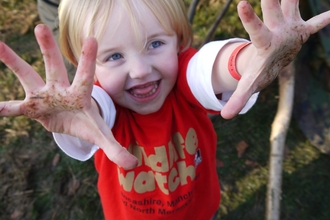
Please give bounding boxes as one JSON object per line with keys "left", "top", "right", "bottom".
{"left": 97, "top": 30, "right": 173, "bottom": 56}
{"left": 97, "top": 48, "right": 120, "bottom": 60}
{"left": 147, "top": 31, "right": 173, "bottom": 39}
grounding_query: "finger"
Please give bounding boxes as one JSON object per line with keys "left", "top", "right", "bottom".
{"left": 220, "top": 70, "right": 258, "bottom": 119}
{"left": 260, "top": 0, "right": 284, "bottom": 26}
{"left": 78, "top": 109, "right": 138, "bottom": 169}
{"left": 102, "top": 140, "right": 139, "bottom": 170}
{"left": 0, "top": 101, "right": 23, "bottom": 116}
{"left": 237, "top": 1, "right": 272, "bottom": 48}
{"left": 220, "top": 88, "right": 253, "bottom": 119}
{"left": 71, "top": 37, "right": 98, "bottom": 98}
{"left": 93, "top": 127, "right": 138, "bottom": 170}
{"left": 306, "top": 10, "right": 330, "bottom": 34}
{"left": 34, "top": 24, "right": 69, "bottom": 85}
{"left": 281, "top": 0, "right": 300, "bottom": 19}
{"left": 0, "top": 42, "right": 45, "bottom": 92}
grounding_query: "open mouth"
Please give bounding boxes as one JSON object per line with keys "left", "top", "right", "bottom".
{"left": 128, "top": 80, "right": 160, "bottom": 98}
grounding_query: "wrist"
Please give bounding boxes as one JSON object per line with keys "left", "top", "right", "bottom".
{"left": 228, "top": 42, "right": 252, "bottom": 80}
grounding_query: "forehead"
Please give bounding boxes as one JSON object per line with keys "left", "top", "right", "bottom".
{"left": 85, "top": 0, "right": 173, "bottom": 42}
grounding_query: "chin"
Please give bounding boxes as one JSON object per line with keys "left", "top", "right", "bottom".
{"left": 135, "top": 106, "right": 161, "bottom": 115}
{"left": 133, "top": 101, "right": 164, "bottom": 115}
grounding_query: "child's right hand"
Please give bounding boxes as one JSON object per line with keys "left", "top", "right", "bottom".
{"left": 0, "top": 24, "right": 138, "bottom": 169}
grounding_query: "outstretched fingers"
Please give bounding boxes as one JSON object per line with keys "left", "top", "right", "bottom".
{"left": 0, "top": 101, "right": 24, "bottom": 116}
{"left": 34, "top": 24, "right": 69, "bottom": 86}
{"left": 220, "top": 92, "right": 251, "bottom": 119}
{"left": 306, "top": 10, "right": 330, "bottom": 34}
{"left": 260, "top": 0, "right": 284, "bottom": 26}
{"left": 237, "top": 1, "right": 272, "bottom": 48}
{"left": 0, "top": 42, "right": 44, "bottom": 93}
{"left": 102, "top": 139, "right": 139, "bottom": 170}
{"left": 220, "top": 78, "right": 255, "bottom": 119}
{"left": 226, "top": 1, "right": 330, "bottom": 119}
{"left": 92, "top": 121, "right": 138, "bottom": 170}
{"left": 281, "top": 0, "right": 300, "bottom": 19}
{"left": 71, "top": 37, "right": 98, "bottom": 100}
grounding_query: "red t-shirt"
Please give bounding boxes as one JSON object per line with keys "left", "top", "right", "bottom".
{"left": 94, "top": 48, "right": 221, "bottom": 220}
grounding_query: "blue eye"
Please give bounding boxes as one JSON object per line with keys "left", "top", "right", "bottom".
{"left": 150, "top": 41, "right": 163, "bottom": 49}
{"left": 107, "top": 53, "right": 123, "bottom": 61}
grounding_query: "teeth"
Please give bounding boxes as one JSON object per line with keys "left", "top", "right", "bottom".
{"left": 130, "top": 82, "right": 158, "bottom": 98}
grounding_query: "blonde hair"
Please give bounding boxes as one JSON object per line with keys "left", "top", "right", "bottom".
{"left": 59, "top": 0, "right": 193, "bottom": 66}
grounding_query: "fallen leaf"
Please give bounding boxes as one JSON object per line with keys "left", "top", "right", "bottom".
{"left": 52, "top": 153, "right": 61, "bottom": 168}
{"left": 236, "top": 141, "right": 249, "bottom": 158}
{"left": 10, "top": 210, "right": 20, "bottom": 219}
{"left": 245, "top": 160, "right": 259, "bottom": 168}
{"left": 67, "top": 178, "right": 80, "bottom": 196}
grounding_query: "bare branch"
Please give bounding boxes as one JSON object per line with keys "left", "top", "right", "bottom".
{"left": 266, "top": 62, "right": 295, "bottom": 220}
{"left": 202, "top": 0, "right": 234, "bottom": 45}
{"left": 187, "top": 0, "right": 201, "bottom": 24}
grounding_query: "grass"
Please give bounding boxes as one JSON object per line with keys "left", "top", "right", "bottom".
{"left": 0, "top": 1, "right": 103, "bottom": 219}
{"left": 1, "top": 0, "right": 330, "bottom": 219}
{"left": 214, "top": 88, "right": 330, "bottom": 220}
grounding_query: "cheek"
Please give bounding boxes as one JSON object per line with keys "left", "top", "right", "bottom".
{"left": 95, "top": 67, "right": 126, "bottom": 97}
{"left": 99, "top": 80, "right": 122, "bottom": 98}
{"left": 162, "top": 55, "right": 179, "bottom": 81}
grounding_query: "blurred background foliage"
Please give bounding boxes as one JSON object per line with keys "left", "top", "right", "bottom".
{"left": 0, "top": 0, "right": 330, "bottom": 219}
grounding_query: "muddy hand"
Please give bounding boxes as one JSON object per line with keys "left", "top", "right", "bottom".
{"left": 221, "top": 0, "right": 330, "bottom": 119}
{"left": 0, "top": 24, "right": 137, "bottom": 169}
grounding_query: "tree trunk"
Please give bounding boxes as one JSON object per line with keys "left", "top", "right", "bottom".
{"left": 266, "top": 62, "right": 295, "bottom": 220}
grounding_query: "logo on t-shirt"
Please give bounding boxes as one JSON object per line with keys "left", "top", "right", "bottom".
{"left": 117, "top": 128, "right": 201, "bottom": 195}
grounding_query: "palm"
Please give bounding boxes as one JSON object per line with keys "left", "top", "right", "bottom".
{"left": 221, "top": 0, "right": 330, "bottom": 119}
{"left": 0, "top": 25, "right": 137, "bottom": 169}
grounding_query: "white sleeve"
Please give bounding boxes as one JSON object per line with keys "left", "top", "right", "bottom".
{"left": 187, "top": 38, "right": 258, "bottom": 114}
{"left": 52, "top": 86, "right": 116, "bottom": 161}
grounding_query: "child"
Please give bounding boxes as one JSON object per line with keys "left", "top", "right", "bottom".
{"left": 0, "top": 0, "right": 329, "bottom": 219}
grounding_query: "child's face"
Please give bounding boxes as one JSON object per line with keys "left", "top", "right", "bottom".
{"left": 93, "top": 2, "right": 179, "bottom": 115}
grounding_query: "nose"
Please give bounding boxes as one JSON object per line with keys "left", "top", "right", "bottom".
{"left": 129, "top": 56, "right": 152, "bottom": 79}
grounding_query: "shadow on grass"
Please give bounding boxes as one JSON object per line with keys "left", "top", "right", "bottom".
{"left": 217, "top": 154, "right": 330, "bottom": 220}
{"left": 213, "top": 82, "right": 330, "bottom": 220}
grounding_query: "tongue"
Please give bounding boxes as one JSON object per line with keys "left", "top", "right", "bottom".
{"left": 131, "top": 83, "right": 155, "bottom": 95}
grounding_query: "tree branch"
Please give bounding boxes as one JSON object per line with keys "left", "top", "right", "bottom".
{"left": 187, "top": 0, "right": 200, "bottom": 24}
{"left": 266, "top": 62, "right": 295, "bottom": 220}
{"left": 202, "top": 0, "right": 233, "bottom": 45}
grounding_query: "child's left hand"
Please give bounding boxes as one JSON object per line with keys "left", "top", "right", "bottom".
{"left": 221, "top": 0, "right": 330, "bottom": 119}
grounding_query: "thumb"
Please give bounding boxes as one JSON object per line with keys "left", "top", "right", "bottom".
{"left": 220, "top": 88, "right": 253, "bottom": 119}
{"left": 96, "top": 132, "right": 138, "bottom": 170}
{"left": 103, "top": 142, "right": 138, "bottom": 170}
